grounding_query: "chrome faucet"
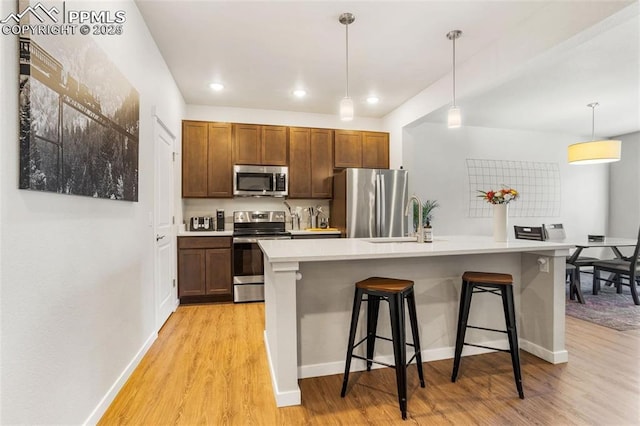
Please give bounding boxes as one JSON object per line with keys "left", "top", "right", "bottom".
{"left": 405, "top": 194, "right": 424, "bottom": 243}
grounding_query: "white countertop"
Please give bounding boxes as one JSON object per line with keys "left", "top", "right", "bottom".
{"left": 259, "top": 235, "right": 574, "bottom": 263}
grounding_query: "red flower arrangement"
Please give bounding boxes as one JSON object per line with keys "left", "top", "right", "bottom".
{"left": 477, "top": 188, "right": 519, "bottom": 205}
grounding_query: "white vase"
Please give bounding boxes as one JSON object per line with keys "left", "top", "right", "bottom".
{"left": 493, "top": 204, "right": 508, "bottom": 242}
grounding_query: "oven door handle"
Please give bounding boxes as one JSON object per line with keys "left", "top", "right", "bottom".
{"left": 233, "top": 236, "right": 291, "bottom": 243}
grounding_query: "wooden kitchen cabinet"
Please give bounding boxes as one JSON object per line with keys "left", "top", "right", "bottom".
{"left": 182, "top": 121, "right": 209, "bottom": 197}
{"left": 182, "top": 120, "right": 233, "bottom": 198}
{"left": 288, "top": 127, "right": 312, "bottom": 197}
{"left": 178, "top": 236, "right": 232, "bottom": 302}
{"left": 233, "top": 124, "right": 287, "bottom": 165}
{"left": 334, "top": 129, "right": 390, "bottom": 169}
{"left": 262, "top": 125, "right": 288, "bottom": 165}
{"left": 288, "top": 127, "right": 333, "bottom": 199}
{"left": 362, "top": 131, "right": 389, "bottom": 169}
{"left": 334, "top": 130, "right": 363, "bottom": 168}
{"left": 207, "top": 122, "right": 233, "bottom": 197}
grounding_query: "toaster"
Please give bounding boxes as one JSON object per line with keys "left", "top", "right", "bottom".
{"left": 190, "top": 216, "right": 215, "bottom": 231}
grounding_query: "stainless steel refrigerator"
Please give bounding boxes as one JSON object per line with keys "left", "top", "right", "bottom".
{"left": 331, "top": 168, "right": 409, "bottom": 238}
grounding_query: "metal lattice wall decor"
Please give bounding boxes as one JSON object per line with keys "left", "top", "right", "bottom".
{"left": 467, "top": 159, "right": 561, "bottom": 217}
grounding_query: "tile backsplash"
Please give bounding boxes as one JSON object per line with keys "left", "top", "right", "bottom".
{"left": 182, "top": 198, "right": 331, "bottom": 230}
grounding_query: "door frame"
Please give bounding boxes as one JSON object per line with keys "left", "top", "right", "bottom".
{"left": 153, "top": 112, "right": 178, "bottom": 331}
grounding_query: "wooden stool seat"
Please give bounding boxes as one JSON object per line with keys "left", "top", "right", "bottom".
{"left": 452, "top": 270, "right": 524, "bottom": 399}
{"left": 462, "top": 271, "right": 513, "bottom": 285}
{"left": 342, "top": 276, "right": 425, "bottom": 420}
{"left": 356, "top": 277, "right": 414, "bottom": 292}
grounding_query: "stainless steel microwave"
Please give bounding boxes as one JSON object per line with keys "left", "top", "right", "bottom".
{"left": 233, "top": 165, "right": 288, "bottom": 197}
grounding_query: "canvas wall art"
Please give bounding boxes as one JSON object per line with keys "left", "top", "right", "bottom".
{"left": 17, "top": 1, "right": 139, "bottom": 201}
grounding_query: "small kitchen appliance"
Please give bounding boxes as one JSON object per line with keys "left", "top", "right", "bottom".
{"left": 190, "top": 216, "right": 215, "bottom": 231}
{"left": 233, "top": 165, "right": 288, "bottom": 197}
{"left": 216, "top": 209, "right": 225, "bottom": 231}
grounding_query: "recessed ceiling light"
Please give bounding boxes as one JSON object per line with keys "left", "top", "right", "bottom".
{"left": 209, "top": 83, "right": 224, "bottom": 91}
{"left": 293, "top": 89, "right": 307, "bottom": 98}
{"left": 366, "top": 96, "right": 379, "bottom": 104}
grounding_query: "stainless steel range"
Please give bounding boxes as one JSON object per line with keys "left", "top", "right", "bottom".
{"left": 232, "top": 211, "right": 291, "bottom": 302}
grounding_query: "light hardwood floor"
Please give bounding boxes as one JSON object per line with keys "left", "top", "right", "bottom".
{"left": 99, "top": 303, "right": 640, "bottom": 425}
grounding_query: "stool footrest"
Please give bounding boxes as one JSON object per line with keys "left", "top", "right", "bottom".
{"left": 352, "top": 354, "right": 395, "bottom": 369}
{"left": 463, "top": 342, "right": 511, "bottom": 353}
{"left": 467, "top": 325, "right": 507, "bottom": 334}
{"left": 351, "top": 353, "right": 420, "bottom": 369}
{"left": 352, "top": 335, "right": 417, "bottom": 350}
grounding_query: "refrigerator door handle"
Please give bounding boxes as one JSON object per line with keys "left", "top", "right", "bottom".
{"left": 379, "top": 173, "right": 386, "bottom": 236}
{"left": 375, "top": 174, "right": 381, "bottom": 236}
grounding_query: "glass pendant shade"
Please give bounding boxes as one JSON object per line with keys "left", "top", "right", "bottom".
{"left": 568, "top": 140, "right": 621, "bottom": 164}
{"left": 447, "top": 106, "right": 461, "bottom": 128}
{"left": 340, "top": 96, "right": 354, "bottom": 121}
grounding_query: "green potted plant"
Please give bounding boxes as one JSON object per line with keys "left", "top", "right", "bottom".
{"left": 413, "top": 200, "right": 440, "bottom": 229}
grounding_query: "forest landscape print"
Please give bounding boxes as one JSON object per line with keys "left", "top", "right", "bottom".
{"left": 18, "top": 9, "right": 139, "bottom": 201}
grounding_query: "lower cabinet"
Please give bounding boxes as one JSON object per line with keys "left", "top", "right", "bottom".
{"left": 178, "top": 236, "right": 232, "bottom": 303}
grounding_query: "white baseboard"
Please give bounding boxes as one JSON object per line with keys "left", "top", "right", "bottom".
{"left": 298, "top": 339, "right": 510, "bottom": 379}
{"left": 83, "top": 331, "right": 158, "bottom": 426}
{"left": 520, "top": 339, "right": 568, "bottom": 364}
{"left": 264, "top": 330, "right": 301, "bottom": 407}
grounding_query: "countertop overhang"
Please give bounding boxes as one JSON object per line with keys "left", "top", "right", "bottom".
{"left": 258, "top": 235, "right": 574, "bottom": 263}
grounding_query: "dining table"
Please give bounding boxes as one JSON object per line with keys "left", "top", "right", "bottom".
{"left": 567, "top": 237, "right": 638, "bottom": 299}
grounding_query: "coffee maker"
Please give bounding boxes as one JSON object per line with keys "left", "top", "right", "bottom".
{"left": 216, "top": 209, "right": 225, "bottom": 231}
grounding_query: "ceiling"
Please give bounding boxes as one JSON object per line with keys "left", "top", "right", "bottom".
{"left": 136, "top": 1, "right": 639, "bottom": 138}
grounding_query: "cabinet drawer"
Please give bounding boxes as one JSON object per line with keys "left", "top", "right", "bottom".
{"left": 178, "top": 236, "right": 232, "bottom": 249}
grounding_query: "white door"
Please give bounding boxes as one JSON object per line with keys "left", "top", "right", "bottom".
{"left": 154, "top": 116, "right": 177, "bottom": 330}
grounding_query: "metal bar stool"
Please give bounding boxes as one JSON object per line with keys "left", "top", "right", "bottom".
{"left": 451, "top": 271, "right": 524, "bottom": 399}
{"left": 341, "top": 277, "right": 425, "bottom": 420}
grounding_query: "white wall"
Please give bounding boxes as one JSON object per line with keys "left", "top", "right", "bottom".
{"left": 0, "top": 1, "right": 185, "bottom": 424}
{"left": 609, "top": 131, "right": 640, "bottom": 237}
{"left": 186, "top": 104, "right": 384, "bottom": 133}
{"left": 402, "top": 123, "right": 609, "bottom": 241}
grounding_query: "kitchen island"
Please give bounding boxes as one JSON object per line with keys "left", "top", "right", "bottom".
{"left": 258, "top": 236, "right": 574, "bottom": 407}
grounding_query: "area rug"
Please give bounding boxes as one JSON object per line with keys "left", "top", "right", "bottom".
{"left": 565, "top": 274, "right": 640, "bottom": 331}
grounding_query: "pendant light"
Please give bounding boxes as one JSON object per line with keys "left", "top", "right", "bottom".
{"left": 339, "top": 13, "right": 355, "bottom": 121}
{"left": 568, "top": 102, "right": 621, "bottom": 165}
{"left": 446, "top": 30, "right": 462, "bottom": 128}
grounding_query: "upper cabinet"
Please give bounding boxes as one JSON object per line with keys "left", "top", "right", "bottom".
{"left": 288, "top": 127, "right": 333, "bottom": 199}
{"left": 182, "top": 121, "right": 208, "bottom": 197}
{"left": 362, "top": 131, "right": 389, "bottom": 169}
{"left": 233, "top": 124, "right": 287, "bottom": 166}
{"left": 334, "top": 130, "right": 389, "bottom": 169}
{"left": 310, "top": 128, "right": 334, "bottom": 198}
{"left": 334, "top": 130, "right": 363, "bottom": 168}
{"left": 182, "top": 120, "right": 232, "bottom": 198}
{"left": 182, "top": 120, "right": 388, "bottom": 199}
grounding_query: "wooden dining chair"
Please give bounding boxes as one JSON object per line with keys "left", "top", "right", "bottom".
{"left": 592, "top": 227, "right": 640, "bottom": 305}
{"left": 514, "top": 225, "right": 585, "bottom": 303}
